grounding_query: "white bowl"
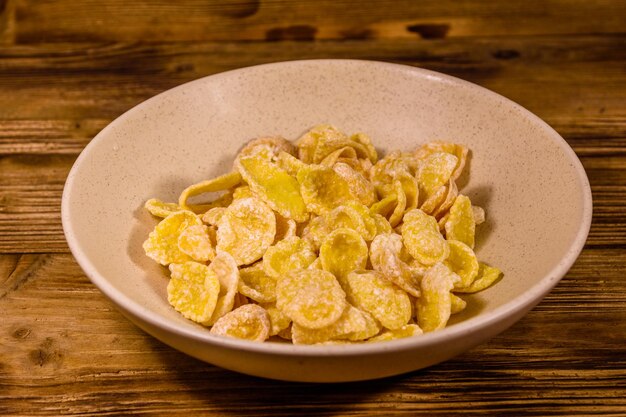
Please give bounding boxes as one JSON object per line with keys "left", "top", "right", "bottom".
{"left": 62, "top": 60, "right": 592, "bottom": 382}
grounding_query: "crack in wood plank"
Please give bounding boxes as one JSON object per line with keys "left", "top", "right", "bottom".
{"left": 0, "top": 253, "right": 50, "bottom": 299}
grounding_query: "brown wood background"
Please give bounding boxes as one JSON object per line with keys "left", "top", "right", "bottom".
{"left": 1, "top": 1, "right": 625, "bottom": 415}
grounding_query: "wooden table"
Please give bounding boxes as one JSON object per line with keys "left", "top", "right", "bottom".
{"left": 1, "top": 1, "right": 625, "bottom": 415}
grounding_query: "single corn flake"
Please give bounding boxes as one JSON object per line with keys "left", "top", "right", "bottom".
{"left": 369, "top": 233, "right": 421, "bottom": 297}
{"left": 332, "top": 162, "right": 377, "bottom": 207}
{"left": 232, "top": 185, "right": 254, "bottom": 201}
{"left": 237, "top": 136, "right": 296, "bottom": 161}
{"left": 450, "top": 293, "right": 467, "bottom": 314}
{"left": 276, "top": 269, "right": 347, "bottom": 329}
{"left": 167, "top": 261, "right": 220, "bottom": 325}
{"left": 259, "top": 302, "right": 292, "bottom": 336}
{"left": 207, "top": 251, "right": 240, "bottom": 325}
{"left": 297, "top": 164, "right": 357, "bottom": 215}
{"left": 402, "top": 209, "right": 450, "bottom": 266}
{"left": 417, "top": 152, "right": 458, "bottom": 201}
{"left": 432, "top": 180, "right": 459, "bottom": 219}
{"left": 263, "top": 236, "right": 317, "bottom": 279}
{"left": 416, "top": 263, "right": 458, "bottom": 332}
{"left": 210, "top": 304, "right": 271, "bottom": 342}
{"left": 276, "top": 150, "right": 307, "bottom": 176}
{"left": 420, "top": 183, "right": 448, "bottom": 215}
{"left": 346, "top": 270, "right": 411, "bottom": 330}
{"left": 144, "top": 198, "right": 181, "bottom": 218}
{"left": 291, "top": 305, "right": 370, "bottom": 344}
{"left": 143, "top": 210, "right": 204, "bottom": 265}
{"left": 367, "top": 324, "right": 423, "bottom": 342}
{"left": 372, "top": 213, "right": 393, "bottom": 235}
{"left": 216, "top": 197, "right": 276, "bottom": 266}
{"left": 178, "top": 171, "right": 242, "bottom": 212}
{"left": 202, "top": 207, "right": 227, "bottom": 227}
{"left": 238, "top": 262, "right": 277, "bottom": 303}
{"left": 237, "top": 152, "right": 308, "bottom": 222}
{"left": 445, "top": 195, "right": 476, "bottom": 248}
{"left": 454, "top": 262, "right": 502, "bottom": 294}
{"left": 178, "top": 224, "right": 215, "bottom": 263}
{"left": 414, "top": 141, "right": 468, "bottom": 181}
{"left": 319, "top": 228, "right": 369, "bottom": 283}
{"left": 444, "top": 240, "right": 479, "bottom": 290}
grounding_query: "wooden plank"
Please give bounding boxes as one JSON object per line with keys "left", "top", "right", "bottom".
{"left": 0, "top": 249, "right": 624, "bottom": 415}
{"left": 0, "top": 36, "right": 623, "bottom": 122}
{"left": 10, "top": 0, "right": 626, "bottom": 43}
{"left": 0, "top": 154, "right": 72, "bottom": 253}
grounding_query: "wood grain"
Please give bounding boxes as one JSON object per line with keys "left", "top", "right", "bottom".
{"left": 1, "top": 0, "right": 625, "bottom": 415}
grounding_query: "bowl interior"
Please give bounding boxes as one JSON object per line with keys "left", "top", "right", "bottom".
{"left": 63, "top": 60, "right": 591, "bottom": 351}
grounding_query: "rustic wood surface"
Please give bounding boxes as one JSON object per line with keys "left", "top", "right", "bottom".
{"left": 1, "top": 1, "right": 625, "bottom": 415}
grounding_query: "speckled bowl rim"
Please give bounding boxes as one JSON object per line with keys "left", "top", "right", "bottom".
{"left": 62, "top": 59, "right": 592, "bottom": 358}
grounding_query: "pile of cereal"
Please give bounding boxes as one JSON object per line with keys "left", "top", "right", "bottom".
{"left": 143, "top": 125, "right": 501, "bottom": 344}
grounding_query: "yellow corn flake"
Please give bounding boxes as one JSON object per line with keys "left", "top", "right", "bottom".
{"left": 297, "top": 164, "right": 357, "bottom": 215}
{"left": 450, "top": 294, "right": 467, "bottom": 314}
{"left": 445, "top": 195, "right": 476, "bottom": 248}
{"left": 210, "top": 304, "right": 271, "bottom": 342}
{"left": 238, "top": 262, "right": 277, "bottom": 303}
{"left": 367, "top": 324, "right": 423, "bottom": 342}
{"left": 420, "top": 183, "right": 448, "bottom": 215}
{"left": 143, "top": 210, "right": 204, "bottom": 265}
{"left": 388, "top": 179, "right": 407, "bottom": 227}
{"left": 369, "top": 233, "right": 421, "bottom": 297}
{"left": 207, "top": 251, "right": 240, "bottom": 325}
{"left": 414, "top": 141, "right": 468, "bottom": 181}
{"left": 332, "top": 162, "right": 377, "bottom": 207}
{"left": 259, "top": 302, "right": 292, "bottom": 336}
{"left": 178, "top": 171, "right": 242, "bottom": 212}
{"left": 319, "top": 228, "right": 368, "bottom": 283}
{"left": 263, "top": 236, "right": 317, "bottom": 279}
{"left": 444, "top": 240, "right": 479, "bottom": 290}
{"left": 291, "top": 305, "right": 370, "bottom": 344}
{"left": 177, "top": 224, "right": 215, "bottom": 263}
{"left": 454, "top": 262, "right": 502, "bottom": 294}
{"left": 276, "top": 269, "right": 347, "bottom": 329}
{"left": 167, "top": 261, "right": 220, "bottom": 325}
{"left": 237, "top": 136, "right": 296, "bottom": 161}
{"left": 417, "top": 152, "right": 458, "bottom": 201}
{"left": 473, "top": 205, "right": 486, "bottom": 225}
{"left": 372, "top": 213, "right": 393, "bottom": 235}
{"left": 346, "top": 270, "right": 411, "bottom": 330}
{"left": 216, "top": 197, "right": 276, "bottom": 266}
{"left": 144, "top": 198, "right": 181, "bottom": 218}
{"left": 232, "top": 185, "right": 254, "bottom": 201}
{"left": 432, "top": 180, "right": 459, "bottom": 219}
{"left": 320, "top": 146, "right": 358, "bottom": 166}
{"left": 201, "top": 207, "right": 227, "bottom": 227}
{"left": 397, "top": 171, "right": 419, "bottom": 213}
{"left": 237, "top": 152, "right": 308, "bottom": 222}
{"left": 416, "top": 263, "right": 459, "bottom": 332}
{"left": 402, "top": 209, "right": 450, "bottom": 266}
{"left": 276, "top": 150, "right": 307, "bottom": 176}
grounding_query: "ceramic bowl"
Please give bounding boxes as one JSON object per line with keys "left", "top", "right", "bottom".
{"left": 62, "top": 60, "right": 592, "bottom": 382}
